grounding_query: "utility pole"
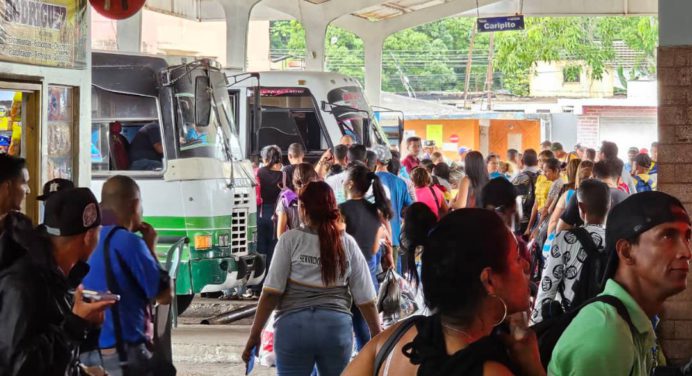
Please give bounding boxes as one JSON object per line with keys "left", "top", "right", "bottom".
{"left": 484, "top": 32, "right": 495, "bottom": 111}
{"left": 462, "top": 23, "right": 477, "bottom": 110}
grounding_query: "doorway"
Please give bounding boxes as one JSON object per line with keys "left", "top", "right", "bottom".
{"left": 0, "top": 82, "right": 41, "bottom": 223}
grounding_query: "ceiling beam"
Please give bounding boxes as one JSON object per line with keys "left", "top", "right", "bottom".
{"left": 333, "top": 0, "right": 502, "bottom": 40}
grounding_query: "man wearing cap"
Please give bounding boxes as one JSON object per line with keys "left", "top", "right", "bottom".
{"left": 548, "top": 191, "right": 691, "bottom": 375}
{"left": 37, "top": 178, "right": 75, "bottom": 223}
{"left": 422, "top": 140, "right": 436, "bottom": 160}
{"left": 373, "top": 145, "right": 413, "bottom": 271}
{"left": 0, "top": 187, "right": 114, "bottom": 375}
{"left": 81, "top": 175, "right": 172, "bottom": 375}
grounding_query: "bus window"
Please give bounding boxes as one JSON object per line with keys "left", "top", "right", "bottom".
{"left": 91, "top": 87, "right": 162, "bottom": 172}
{"left": 291, "top": 111, "right": 327, "bottom": 151}
{"left": 327, "top": 86, "right": 387, "bottom": 147}
{"left": 249, "top": 87, "right": 327, "bottom": 154}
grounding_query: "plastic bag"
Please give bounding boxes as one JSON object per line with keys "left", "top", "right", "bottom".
{"left": 259, "top": 311, "right": 276, "bottom": 367}
{"left": 378, "top": 269, "right": 427, "bottom": 328}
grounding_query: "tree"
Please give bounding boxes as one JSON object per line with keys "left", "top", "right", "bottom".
{"left": 270, "top": 17, "right": 659, "bottom": 97}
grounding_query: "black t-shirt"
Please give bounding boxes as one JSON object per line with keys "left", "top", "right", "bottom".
{"left": 257, "top": 167, "right": 283, "bottom": 207}
{"left": 561, "top": 187, "right": 629, "bottom": 226}
{"left": 129, "top": 122, "right": 162, "bottom": 162}
{"left": 339, "top": 199, "right": 381, "bottom": 261}
{"left": 282, "top": 164, "right": 297, "bottom": 192}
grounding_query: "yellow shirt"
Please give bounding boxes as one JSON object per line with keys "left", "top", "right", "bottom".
{"left": 535, "top": 175, "right": 552, "bottom": 209}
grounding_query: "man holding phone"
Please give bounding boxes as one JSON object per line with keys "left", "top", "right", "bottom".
{"left": 81, "top": 175, "right": 173, "bottom": 375}
{"left": 0, "top": 187, "right": 114, "bottom": 375}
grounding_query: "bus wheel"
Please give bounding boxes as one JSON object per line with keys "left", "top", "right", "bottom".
{"left": 176, "top": 294, "right": 194, "bottom": 315}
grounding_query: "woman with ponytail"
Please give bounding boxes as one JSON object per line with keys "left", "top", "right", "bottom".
{"left": 242, "top": 181, "right": 381, "bottom": 376}
{"left": 340, "top": 163, "right": 394, "bottom": 351}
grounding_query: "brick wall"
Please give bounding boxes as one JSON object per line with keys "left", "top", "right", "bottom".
{"left": 576, "top": 106, "right": 658, "bottom": 148}
{"left": 658, "top": 45, "right": 692, "bottom": 365}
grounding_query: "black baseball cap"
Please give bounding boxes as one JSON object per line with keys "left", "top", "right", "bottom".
{"left": 44, "top": 188, "right": 101, "bottom": 236}
{"left": 37, "top": 178, "right": 75, "bottom": 201}
{"left": 603, "top": 191, "right": 690, "bottom": 279}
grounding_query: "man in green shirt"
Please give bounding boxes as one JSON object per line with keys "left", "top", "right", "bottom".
{"left": 549, "top": 191, "right": 691, "bottom": 375}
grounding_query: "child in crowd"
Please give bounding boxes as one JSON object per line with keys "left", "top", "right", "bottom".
{"left": 633, "top": 153, "right": 655, "bottom": 192}
{"left": 402, "top": 137, "right": 422, "bottom": 174}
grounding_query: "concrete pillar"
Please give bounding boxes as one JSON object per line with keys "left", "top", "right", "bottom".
{"left": 116, "top": 10, "right": 142, "bottom": 52}
{"left": 479, "top": 119, "right": 490, "bottom": 156}
{"left": 303, "top": 20, "right": 328, "bottom": 71}
{"left": 657, "top": 0, "right": 692, "bottom": 365}
{"left": 220, "top": 0, "right": 262, "bottom": 72}
{"left": 363, "top": 36, "right": 384, "bottom": 106}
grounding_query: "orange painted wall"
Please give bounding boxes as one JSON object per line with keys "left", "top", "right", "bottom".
{"left": 488, "top": 119, "right": 541, "bottom": 157}
{"left": 404, "top": 119, "right": 480, "bottom": 161}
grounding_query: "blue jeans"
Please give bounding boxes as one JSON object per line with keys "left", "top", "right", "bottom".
{"left": 274, "top": 308, "right": 353, "bottom": 376}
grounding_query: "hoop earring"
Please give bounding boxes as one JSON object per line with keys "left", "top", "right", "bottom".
{"left": 489, "top": 294, "right": 508, "bottom": 327}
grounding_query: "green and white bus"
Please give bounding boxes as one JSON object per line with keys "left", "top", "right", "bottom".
{"left": 90, "top": 52, "right": 262, "bottom": 312}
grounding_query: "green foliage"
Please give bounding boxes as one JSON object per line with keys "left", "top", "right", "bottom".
{"left": 269, "top": 16, "right": 658, "bottom": 96}
{"left": 563, "top": 65, "right": 582, "bottom": 83}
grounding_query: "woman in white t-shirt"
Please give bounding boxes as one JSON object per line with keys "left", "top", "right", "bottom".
{"left": 242, "top": 181, "right": 381, "bottom": 376}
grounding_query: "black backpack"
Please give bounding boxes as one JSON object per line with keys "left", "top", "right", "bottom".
{"left": 519, "top": 171, "right": 539, "bottom": 231}
{"left": 532, "top": 295, "right": 634, "bottom": 370}
{"left": 563, "top": 227, "right": 608, "bottom": 308}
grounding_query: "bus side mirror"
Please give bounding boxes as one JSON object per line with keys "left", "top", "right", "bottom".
{"left": 195, "top": 76, "right": 212, "bottom": 127}
{"left": 321, "top": 101, "right": 335, "bottom": 113}
{"left": 398, "top": 117, "right": 405, "bottom": 145}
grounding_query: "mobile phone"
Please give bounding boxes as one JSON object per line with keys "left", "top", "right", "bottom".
{"left": 245, "top": 345, "right": 257, "bottom": 375}
{"left": 82, "top": 290, "right": 120, "bottom": 303}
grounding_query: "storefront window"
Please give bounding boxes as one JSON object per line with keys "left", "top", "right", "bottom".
{"left": 45, "top": 86, "right": 75, "bottom": 180}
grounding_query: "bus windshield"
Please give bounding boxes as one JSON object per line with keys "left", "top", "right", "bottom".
{"left": 326, "top": 86, "right": 388, "bottom": 146}
{"left": 170, "top": 66, "right": 243, "bottom": 161}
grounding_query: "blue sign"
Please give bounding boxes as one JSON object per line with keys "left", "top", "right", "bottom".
{"left": 477, "top": 15, "right": 525, "bottom": 33}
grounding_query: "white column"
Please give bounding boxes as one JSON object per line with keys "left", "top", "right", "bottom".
{"left": 363, "top": 35, "right": 384, "bottom": 106}
{"left": 303, "top": 20, "right": 328, "bottom": 71}
{"left": 220, "top": 0, "right": 262, "bottom": 72}
{"left": 116, "top": 10, "right": 142, "bottom": 52}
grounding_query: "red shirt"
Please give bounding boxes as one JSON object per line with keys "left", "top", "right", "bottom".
{"left": 402, "top": 154, "right": 420, "bottom": 173}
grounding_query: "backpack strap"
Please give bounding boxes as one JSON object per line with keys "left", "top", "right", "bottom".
{"left": 374, "top": 316, "right": 422, "bottom": 376}
{"left": 103, "top": 226, "right": 130, "bottom": 364}
{"left": 428, "top": 186, "right": 441, "bottom": 212}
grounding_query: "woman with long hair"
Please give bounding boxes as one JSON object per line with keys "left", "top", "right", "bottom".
{"left": 341, "top": 164, "right": 393, "bottom": 350}
{"left": 453, "top": 151, "right": 490, "bottom": 209}
{"left": 547, "top": 160, "right": 594, "bottom": 235}
{"left": 399, "top": 202, "right": 438, "bottom": 285}
{"left": 345, "top": 209, "right": 544, "bottom": 376}
{"left": 242, "top": 181, "right": 381, "bottom": 376}
{"left": 275, "top": 163, "right": 319, "bottom": 237}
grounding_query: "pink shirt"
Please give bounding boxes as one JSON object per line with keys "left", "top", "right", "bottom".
{"left": 415, "top": 186, "right": 445, "bottom": 218}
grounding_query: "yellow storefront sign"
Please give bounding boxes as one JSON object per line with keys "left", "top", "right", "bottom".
{"left": 0, "top": 0, "right": 87, "bottom": 68}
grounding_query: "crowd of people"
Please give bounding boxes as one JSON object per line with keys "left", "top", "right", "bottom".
{"left": 0, "top": 130, "right": 689, "bottom": 376}
{"left": 0, "top": 154, "right": 174, "bottom": 375}
{"left": 244, "top": 136, "right": 691, "bottom": 376}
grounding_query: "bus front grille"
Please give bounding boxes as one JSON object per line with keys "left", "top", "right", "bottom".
{"left": 230, "top": 208, "right": 248, "bottom": 254}
{"left": 233, "top": 192, "right": 250, "bottom": 206}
